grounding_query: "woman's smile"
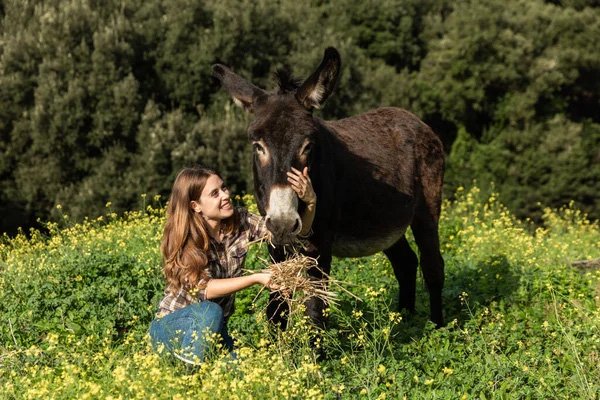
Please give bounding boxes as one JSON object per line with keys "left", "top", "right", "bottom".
{"left": 221, "top": 199, "right": 233, "bottom": 210}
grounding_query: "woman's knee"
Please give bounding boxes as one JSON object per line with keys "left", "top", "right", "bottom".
{"left": 149, "top": 318, "right": 175, "bottom": 352}
{"left": 188, "top": 301, "right": 224, "bottom": 331}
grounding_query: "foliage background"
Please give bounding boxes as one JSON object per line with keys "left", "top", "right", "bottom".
{"left": 1, "top": 0, "right": 599, "bottom": 234}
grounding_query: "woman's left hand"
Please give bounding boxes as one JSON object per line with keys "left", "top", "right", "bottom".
{"left": 287, "top": 167, "right": 316, "bottom": 205}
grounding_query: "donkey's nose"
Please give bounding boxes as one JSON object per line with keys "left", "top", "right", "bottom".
{"left": 265, "top": 215, "right": 302, "bottom": 244}
{"left": 290, "top": 218, "right": 301, "bottom": 235}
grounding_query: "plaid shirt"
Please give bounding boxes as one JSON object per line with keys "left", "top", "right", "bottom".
{"left": 156, "top": 208, "right": 268, "bottom": 319}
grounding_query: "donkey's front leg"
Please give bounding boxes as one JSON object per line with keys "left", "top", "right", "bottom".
{"left": 267, "top": 291, "right": 290, "bottom": 330}
{"left": 304, "top": 245, "right": 332, "bottom": 330}
{"left": 266, "top": 245, "right": 291, "bottom": 330}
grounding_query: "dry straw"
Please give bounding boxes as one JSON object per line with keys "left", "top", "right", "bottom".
{"left": 247, "top": 235, "right": 360, "bottom": 317}
{"left": 267, "top": 254, "right": 336, "bottom": 306}
{"left": 250, "top": 252, "right": 360, "bottom": 316}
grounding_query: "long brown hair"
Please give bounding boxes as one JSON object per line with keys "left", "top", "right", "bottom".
{"left": 161, "top": 166, "right": 238, "bottom": 291}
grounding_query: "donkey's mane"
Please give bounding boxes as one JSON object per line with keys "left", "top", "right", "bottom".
{"left": 274, "top": 67, "right": 302, "bottom": 94}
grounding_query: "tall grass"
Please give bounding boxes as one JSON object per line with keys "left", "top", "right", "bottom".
{"left": 1, "top": 189, "right": 599, "bottom": 399}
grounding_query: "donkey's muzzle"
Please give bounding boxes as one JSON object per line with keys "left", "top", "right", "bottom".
{"left": 265, "top": 185, "right": 301, "bottom": 244}
{"left": 265, "top": 215, "right": 302, "bottom": 245}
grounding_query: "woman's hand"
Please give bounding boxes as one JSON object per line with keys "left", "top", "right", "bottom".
{"left": 253, "top": 271, "right": 279, "bottom": 291}
{"left": 288, "top": 167, "right": 317, "bottom": 237}
{"left": 287, "top": 167, "right": 316, "bottom": 206}
{"left": 255, "top": 271, "right": 292, "bottom": 297}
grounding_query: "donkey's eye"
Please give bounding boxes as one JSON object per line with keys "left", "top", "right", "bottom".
{"left": 301, "top": 143, "right": 313, "bottom": 155}
{"left": 253, "top": 143, "right": 265, "bottom": 155}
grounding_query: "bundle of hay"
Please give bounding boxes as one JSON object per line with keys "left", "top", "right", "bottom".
{"left": 246, "top": 237, "right": 359, "bottom": 315}
{"left": 266, "top": 254, "right": 337, "bottom": 306}
{"left": 254, "top": 254, "right": 361, "bottom": 314}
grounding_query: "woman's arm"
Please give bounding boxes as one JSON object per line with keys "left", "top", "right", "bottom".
{"left": 287, "top": 167, "right": 317, "bottom": 237}
{"left": 204, "top": 272, "right": 272, "bottom": 299}
{"left": 298, "top": 199, "right": 316, "bottom": 237}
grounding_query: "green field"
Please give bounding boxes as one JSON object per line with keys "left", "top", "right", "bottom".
{"left": 1, "top": 188, "right": 599, "bottom": 399}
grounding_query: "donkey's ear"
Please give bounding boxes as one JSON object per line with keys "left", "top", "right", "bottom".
{"left": 212, "top": 64, "right": 266, "bottom": 112}
{"left": 296, "top": 47, "right": 341, "bottom": 110}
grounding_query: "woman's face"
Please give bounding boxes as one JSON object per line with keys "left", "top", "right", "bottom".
{"left": 196, "top": 174, "right": 234, "bottom": 221}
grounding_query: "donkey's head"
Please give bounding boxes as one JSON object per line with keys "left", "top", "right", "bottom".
{"left": 212, "top": 48, "right": 341, "bottom": 244}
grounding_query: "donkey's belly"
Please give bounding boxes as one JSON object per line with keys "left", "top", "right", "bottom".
{"left": 329, "top": 188, "right": 415, "bottom": 257}
{"left": 331, "top": 226, "right": 408, "bottom": 258}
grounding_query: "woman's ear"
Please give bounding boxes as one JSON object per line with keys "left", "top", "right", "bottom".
{"left": 190, "top": 200, "right": 202, "bottom": 214}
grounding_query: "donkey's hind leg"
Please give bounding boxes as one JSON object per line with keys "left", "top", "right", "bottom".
{"left": 411, "top": 212, "right": 445, "bottom": 327}
{"left": 384, "top": 236, "right": 419, "bottom": 314}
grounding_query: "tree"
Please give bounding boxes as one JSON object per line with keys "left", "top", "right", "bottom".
{"left": 1, "top": 0, "right": 599, "bottom": 233}
{"left": 413, "top": 0, "right": 600, "bottom": 220}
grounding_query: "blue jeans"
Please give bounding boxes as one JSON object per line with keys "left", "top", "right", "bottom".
{"left": 149, "top": 301, "right": 233, "bottom": 364}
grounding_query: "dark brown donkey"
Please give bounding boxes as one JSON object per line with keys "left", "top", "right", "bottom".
{"left": 213, "top": 48, "right": 445, "bottom": 328}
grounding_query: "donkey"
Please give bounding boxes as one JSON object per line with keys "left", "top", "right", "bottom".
{"left": 212, "top": 48, "right": 445, "bottom": 328}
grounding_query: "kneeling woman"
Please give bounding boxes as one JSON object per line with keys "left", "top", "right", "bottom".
{"left": 150, "top": 166, "right": 316, "bottom": 364}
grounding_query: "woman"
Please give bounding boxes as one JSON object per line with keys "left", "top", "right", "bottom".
{"left": 149, "top": 166, "right": 316, "bottom": 364}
